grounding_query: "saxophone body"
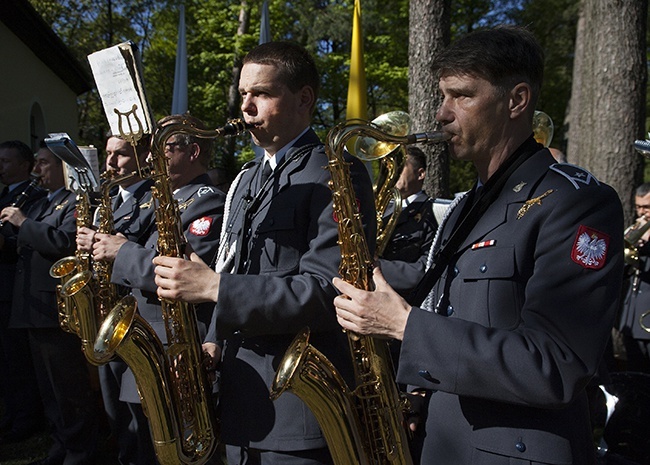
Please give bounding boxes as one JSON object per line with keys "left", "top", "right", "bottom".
{"left": 94, "top": 169, "right": 140, "bottom": 319}
{"left": 94, "top": 118, "right": 250, "bottom": 465}
{"left": 58, "top": 170, "right": 141, "bottom": 365}
{"left": 51, "top": 189, "right": 94, "bottom": 336}
{"left": 271, "top": 118, "right": 449, "bottom": 465}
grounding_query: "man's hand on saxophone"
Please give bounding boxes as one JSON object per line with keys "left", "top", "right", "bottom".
{"left": 332, "top": 266, "right": 411, "bottom": 341}
{"left": 92, "top": 232, "right": 128, "bottom": 261}
{"left": 153, "top": 252, "right": 220, "bottom": 304}
{"left": 76, "top": 225, "right": 97, "bottom": 252}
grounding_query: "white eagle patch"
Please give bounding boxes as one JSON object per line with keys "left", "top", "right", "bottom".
{"left": 571, "top": 225, "right": 609, "bottom": 270}
{"left": 189, "top": 216, "right": 213, "bottom": 236}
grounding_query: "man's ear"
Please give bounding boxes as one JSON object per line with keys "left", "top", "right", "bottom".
{"left": 299, "top": 85, "right": 316, "bottom": 111}
{"left": 417, "top": 167, "right": 426, "bottom": 182}
{"left": 509, "top": 82, "right": 532, "bottom": 119}
{"left": 189, "top": 142, "right": 200, "bottom": 161}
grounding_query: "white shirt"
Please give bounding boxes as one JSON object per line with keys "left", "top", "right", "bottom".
{"left": 263, "top": 127, "right": 310, "bottom": 171}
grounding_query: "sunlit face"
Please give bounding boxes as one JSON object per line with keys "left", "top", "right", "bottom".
{"left": 105, "top": 136, "right": 145, "bottom": 177}
{"left": 436, "top": 73, "right": 510, "bottom": 165}
{"left": 33, "top": 148, "right": 64, "bottom": 191}
{"left": 395, "top": 155, "right": 425, "bottom": 197}
{"left": 239, "top": 63, "right": 309, "bottom": 155}
{"left": 0, "top": 148, "right": 31, "bottom": 185}
{"left": 164, "top": 136, "right": 196, "bottom": 189}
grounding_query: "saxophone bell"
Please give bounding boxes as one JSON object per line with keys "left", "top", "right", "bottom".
{"left": 60, "top": 270, "right": 112, "bottom": 365}
{"left": 350, "top": 111, "right": 449, "bottom": 256}
{"left": 50, "top": 255, "right": 82, "bottom": 334}
{"left": 352, "top": 111, "right": 450, "bottom": 161}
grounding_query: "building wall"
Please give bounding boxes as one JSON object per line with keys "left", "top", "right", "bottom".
{"left": 0, "top": 23, "right": 80, "bottom": 151}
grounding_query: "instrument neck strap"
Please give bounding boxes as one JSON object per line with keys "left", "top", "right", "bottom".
{"left": 411, "top": 135, "right": 541, "bottom": 307}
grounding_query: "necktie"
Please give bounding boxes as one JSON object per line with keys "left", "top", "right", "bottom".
{"left": 114, "top": 192, "right": 124, "bottom": 210}
{"left": 260, "top": 162, "right": 273, "bottom": 186}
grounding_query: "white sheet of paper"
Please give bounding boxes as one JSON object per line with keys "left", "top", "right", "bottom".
{"left": 87, "top": 44, "right": 150, "bottom": 137}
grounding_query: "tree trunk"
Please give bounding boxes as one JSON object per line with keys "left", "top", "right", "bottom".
{"left": 409, "top": 0, "right": 451, "bottom": 198}
{"left": 566, "top": 0, "right": 647, "bottom": 224}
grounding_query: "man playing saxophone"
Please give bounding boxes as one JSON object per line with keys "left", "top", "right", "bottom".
{"left": 153, "top": 42, "right": 375, "bottom": 465}
{"left": 332, "top": 26, "right": 623, "bottom": 465}
{"left": 92, "top": 114, "right": 225, "bottom": 463}
{"left": 618, "top": 182, "right": 650, "bottom": 373}
{"left": 75, "top": 134, "right": 156, "bottom": 465}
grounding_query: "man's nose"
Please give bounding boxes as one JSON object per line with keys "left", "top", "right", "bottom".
{"left": 241, "top": 95, "right": 255, "bottom": 114}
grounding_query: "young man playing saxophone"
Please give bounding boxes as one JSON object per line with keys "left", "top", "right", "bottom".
{"left": 75, "top": 134, "right": 156, "bottom": 465}
{"left": 152, "top": 42, "right": 376, "bottom": 465}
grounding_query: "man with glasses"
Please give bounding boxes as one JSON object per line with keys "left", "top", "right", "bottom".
{"left": 91, "top": 114, "right": 225, "bottom": 464}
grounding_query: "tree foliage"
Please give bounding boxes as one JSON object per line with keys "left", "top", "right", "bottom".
{"left": 28, "top": 0, "right": 646, "bottom": 197}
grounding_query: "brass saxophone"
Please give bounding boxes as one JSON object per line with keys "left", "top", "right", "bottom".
{"left": 355, "top": 112, "right": 410, "bottom": 256}
{"left": 51, "top": 189, "right": 94, "bottom": 336}
{"left": 94, "top": 118, "right": 250, "bottom": 465}
{"left": 271, "top": 118, "right": 449, "bottom": 465}
{"left": 58, "top": 169, "right": 142, "bottom": 365}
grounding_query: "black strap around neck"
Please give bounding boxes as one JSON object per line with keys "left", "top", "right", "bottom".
{"left": 234, "top": 143, "right": 319, "bottom": 273}
{"left": 410, "top": 135, "right": 541, "bottom": 306}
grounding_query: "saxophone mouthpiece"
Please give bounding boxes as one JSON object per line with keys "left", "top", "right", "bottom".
{"left": 406, "top": 131, "right": 452, "bottom": 145}
{"left": 221, "top": 119, "right": 254, "bottom": 136}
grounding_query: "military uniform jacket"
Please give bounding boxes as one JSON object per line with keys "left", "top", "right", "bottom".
{"left": 619, "top": 242, "right": 650, "bottom": 340}
{"left": 108, "top": 179, "right": 156, "bottom": 243}
{"left": 398, "top": 147, "right": 624, "bottom": 465}
{"left": 0, "top": 180, "right": 47, "bottom": 302}
{"left": 206, "top": 129, "right": 376, "bottom": 451}
{"left": 380, "top": 192, "right": 438, "bottom": 296}
{"left": 111, "top": 173, "right": 224, "bottom": 402}
{"left": 10, "top": 190, "right": 77, "bottom": 328}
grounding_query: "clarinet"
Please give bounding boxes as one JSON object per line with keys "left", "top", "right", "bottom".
{"left": 0, "top": 176, "right": 41, "bottom": 227}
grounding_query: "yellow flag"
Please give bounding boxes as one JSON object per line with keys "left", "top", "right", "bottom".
{"left": 346, "top": 0, "right": 367, "bottom": 120}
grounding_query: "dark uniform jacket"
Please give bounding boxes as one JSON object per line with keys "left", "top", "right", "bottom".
{"left": 10, "top": 189, "right": 77, "bottom": 328}
{"left": 206, "top": 128, "right": 376, "bottom": 451}
{"left": 619, "top": 241, "right": 650, "bottom": 340}
{"left": 380, "top": 191, "right": 438, "bottom": 296}
{"left": 111, "top": 173, "right": 224, "bottom": 402}
{"left": 109, "top": 179, "right": 156, "bottom": 243}
{"left": 0, "top": 180, "right": 47, "bottom": 303}
{"left": 398, "top": 144, "right": 624, "bottom": 465}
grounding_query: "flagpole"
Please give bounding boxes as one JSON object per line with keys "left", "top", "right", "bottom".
{"left": 346, "top": 0, "right": 367, "bottom": 121}
{"left": 171, "top": 2, "right": 188, "bottom": 114}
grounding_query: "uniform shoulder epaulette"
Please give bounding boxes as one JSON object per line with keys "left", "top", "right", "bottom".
{"left": 196, "top": 185, "right": 216, "bottom": 197}
{"left": 549, "top": 163, "right": 600, "bottom": 190}
{"left": 241, "top": 160, "right": 257, "bottom": 171}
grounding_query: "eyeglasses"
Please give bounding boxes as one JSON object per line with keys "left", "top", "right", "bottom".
{"left": 164, "top": 142, "right": 186, "bottom": 153}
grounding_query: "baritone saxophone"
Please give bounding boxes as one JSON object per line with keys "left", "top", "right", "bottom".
{"left": 271, "top": 115, "right": 449, "bottom": 465}
{"left": 94, "top": 117, "right": 250, "bottom": 465}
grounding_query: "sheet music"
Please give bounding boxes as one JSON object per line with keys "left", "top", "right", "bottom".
{"left": 87, "top": 42, "right": 153, "bottom": 137}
